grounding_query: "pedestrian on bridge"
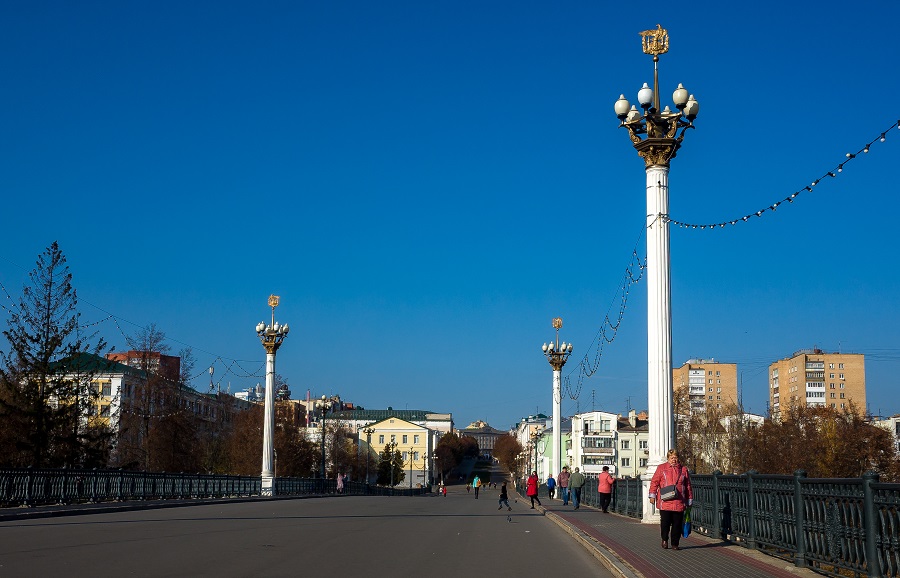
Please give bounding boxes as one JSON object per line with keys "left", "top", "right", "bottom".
{"left": 498, "top": 481, "right": 512, "bottom": 511}
{"left": 597, "top": 466, "right": 615, "bottom": 513}
{"left": 649, "top": 449, "right": 693, "bottom": 551}
{"left": 569, "top": 467, "right": 586, "bottom": 510}
{"left": 473, "top": 475, "right": 481, "bottom": 499}
{"left": 557, "top": 466, "right": 570, "bottom": 505}
{"left": 546, "top": 474, "right": 556, "bottom": 499}
{"left": 526, "top": 471, "right": 542, "bottom": 508}
{"left": 336, "top": 472, "right": 344, "bottom": 494}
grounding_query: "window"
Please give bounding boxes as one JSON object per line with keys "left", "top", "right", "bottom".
{"left": 830, "top": 392, "right": 836, "bottom": 398}
{"left": 583, "top": 437, "right": 615, "bottom": 449}
{"left": 716, "top": 379, "right": 721, "bottom": 384}
{"left": 839, "top": 363, "right": 844, "bottom": 369}
{"left": 402, "top": 435, "right": 408, "bottom": 444}
{"left": 716, "top": 371, "right": 721, "bottom": 376}
{"left": 100, "top": 382, "right": 111, "bottom": 396}
{"left": 621, "top": 458, "right": 630, "bottom": 467}
{"left": 830, "top": 373, "right": 835, "bottom": 379}
{"left": 599, "top": 420, "right": 611, "bottom": 432}
{"left": 100, "top": 405, "right": 110, "bottom": 417}
{"left": 840, "top": 374, "right": 844, "bottom": 379}
{"left": 379, "top": 435, "right": 385, "bottom": 444}
{"left": 640, "top": 458, "right": 648, "bottom": 467}
{"left": 708, "top": 395, "right": 713, "bottom": 400}
{"left": 708, "top": 371, "right": 712, "bottom": 376}
{"left": 621, "top": 440, "right": 630, "bottom": 450}
{"left": 708, "top": 379, "right": 713, "bottom": 384}
{"left": 840, "top": 383, "right": 845, "bottom": 389}
{"left": 840, "top": 393, "right": 845, "bottom": 399}
{"left": 413, "top": 435, "right": 419, "bottom": 444}
{"left": 716, "top": 387, "right": 721, "bottom": 393}
{"left": 708, "top": 387, "right": 713, "bottom": 392}
{"left": 830, "top": 383, "right": 835, "bottom": 389}
{"left": 413, "top": 452, "right": 419, "bottom": 461}
{"left": 639, "top": 440, "right": 648, "bottom": 449}
{"left": 402, "top": 452, "right": 408, "bottom": 461}
{"left": 840, "top": 403, "right": 845, "bottom": 409}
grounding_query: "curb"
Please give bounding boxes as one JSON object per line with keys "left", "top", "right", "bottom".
{"left": 541, "top": 506, "right": 644, "bottom": 578}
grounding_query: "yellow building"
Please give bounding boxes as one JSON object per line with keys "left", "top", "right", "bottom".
{"left": 361, "top": 416, "right": 434, "bottom": 488}
{"left": 769, "top": 349, "right": 865, "bottom": 419}
{"left": 673, "top": 359, "right": 738, "bottom": 415}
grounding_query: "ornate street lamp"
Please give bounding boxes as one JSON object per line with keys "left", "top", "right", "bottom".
{"left": 542, "top": 317, "right": 572, "bottom": 480}
{"left": 613, "top": 24, "right": 699, "bottom": 523}
{"left": 408, "top": 446, "right": 415, "bottom": 489}
{"left": 315, "top": 395, "right": 333, "bottom": 491}
{"left": 255, "top": 295, "right": 289, "bottom": 497}
{"left": 361, "top": 426, "right": 375, "bottom": 487}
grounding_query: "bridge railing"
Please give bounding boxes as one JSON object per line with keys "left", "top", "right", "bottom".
{"left": 0, "top": 468, "right": 427, "bottom": 507}
{"left": 576, "top": 471, "right": 900, "bottom": 578}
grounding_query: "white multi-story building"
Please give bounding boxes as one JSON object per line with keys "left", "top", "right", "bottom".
{"left": 569, "top": 410, "right": 649, "bottom": 479}
{"left": 875, "top": 414, "right": 900, "bottom": 454}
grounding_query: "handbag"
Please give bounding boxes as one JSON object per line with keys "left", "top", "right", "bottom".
{"left": 659, "top": 485, "right": 677, "bottom": 501}
{"left": 683, "top": 506, "right": 692, "bottom": 538}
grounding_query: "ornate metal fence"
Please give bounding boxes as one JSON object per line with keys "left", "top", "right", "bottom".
{"left": 0, "top": 468, "right": 426, "bottom": 508}
{"left": 689, "top": 471, "right": 900, "bottom": 578}
{"left": 523, "top": 471, "right": 899, "bottom": 578}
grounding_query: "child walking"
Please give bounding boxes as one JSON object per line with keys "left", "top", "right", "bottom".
{"left": 498, "top": 481, "right": 512, "bottom": 511}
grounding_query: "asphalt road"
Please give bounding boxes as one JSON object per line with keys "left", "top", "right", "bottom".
{"left": 0, "top": 484, "right": 614, "bottom": 577}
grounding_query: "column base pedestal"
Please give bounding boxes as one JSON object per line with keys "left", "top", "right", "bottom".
{"left": 641, "top": 466, "right": 660, "bottom": 524}
{"left": 261, "top": 475, "right": 274, "bottom": 497}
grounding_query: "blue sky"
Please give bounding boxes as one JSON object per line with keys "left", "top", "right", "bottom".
{"left": 1, "top": 1, "right": 898, "bottom": 432}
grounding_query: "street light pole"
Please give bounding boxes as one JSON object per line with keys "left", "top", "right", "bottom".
{"left": 409, "top": 446, "right": 415, "bottom": 489}
{"left": 542, "top": 317, "right": 572, "bottom": 480}
{"left": 255, "top": 295, "right": 289, "bottom": 497}
{"left": 362, "top": 427, "right": 375, "bottom": 487}
{"left": 315, "top": 395, "right": 331, "bottom": 492}
{"left": 613, "top": 24, "right": 699, "bottom": 523}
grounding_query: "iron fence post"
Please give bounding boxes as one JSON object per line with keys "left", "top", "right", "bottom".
{"left": 25, "top": 466, "right": 34, "bottom": 507}
{"left": 747, "top": 470, "right": 757, "bottom": 550}
{"left": 862, "top": 471, "right": 880, "bottom": 578}
{"left": 794, "top": 470, "right": 807, "bottom": 568}
{"left": 712, "top": 470, "right": 722, "bottom": 539}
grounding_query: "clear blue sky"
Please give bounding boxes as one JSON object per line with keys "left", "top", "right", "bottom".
{"left": 2, "top": 1, "right": 898, "bottom": 431}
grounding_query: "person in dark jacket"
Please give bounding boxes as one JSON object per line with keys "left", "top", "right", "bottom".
{"left": 498, "top": 481, "right": 512, "bottom": 511}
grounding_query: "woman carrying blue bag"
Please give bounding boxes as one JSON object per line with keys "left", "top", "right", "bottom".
{"left": 648, "top": 449, "right": 693, "bottom": 551}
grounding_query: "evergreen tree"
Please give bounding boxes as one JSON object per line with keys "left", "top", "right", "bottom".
{"left": 0, "top": 242, "right": 110, "bottom": 468}
{"left": 376, "top": 443, "right": 405, "bottom": 486}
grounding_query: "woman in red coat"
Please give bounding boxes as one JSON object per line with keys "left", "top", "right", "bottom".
{"left": 526, "top": 471, "right": 542, "bottom": 508}
{"left": 649, "top": 449, "right": 693, "bottom": 550}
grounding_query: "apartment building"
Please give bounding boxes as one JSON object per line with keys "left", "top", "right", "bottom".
{"left": 769, "top": 349, "right": 865, "bottom": 419}
{"left": 673, "top": 359, "right": 738, "bottom": 415}
{"left": 570, "top": 410, "right": 649, "bottom": 479}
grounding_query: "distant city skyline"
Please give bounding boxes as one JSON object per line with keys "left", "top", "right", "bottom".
{"left": 2, "top": 2, "right": 899, "bottom": 431}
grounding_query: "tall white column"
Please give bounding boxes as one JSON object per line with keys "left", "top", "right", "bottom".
{"left": 552, "top": 368, "right": 562, "bottom": 478}
{"left": 261, "top": 351, "right": 276, "bottom": 496}
{"left": 642, "top": 163, "right": 674, "bottom": 523}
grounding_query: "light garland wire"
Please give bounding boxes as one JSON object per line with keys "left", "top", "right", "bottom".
{"left": 0, "top": 260, "right": 266, "bottom": 387}
{"left": 559, "top": 119, "right": 898, "bottom": 404}
{"left": 667, "top": 119, "right": 898, "bottom": 229}
{"left": 563, "top": 229, "right": 648, "bottom": 401}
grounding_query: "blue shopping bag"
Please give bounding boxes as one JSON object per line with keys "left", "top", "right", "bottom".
{"left": 683, "top": 506, "right": 692, "bottom": 538}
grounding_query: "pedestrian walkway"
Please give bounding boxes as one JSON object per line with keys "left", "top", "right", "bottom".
{"left": 525, "top": 494, "right": 819, "bottom": 578}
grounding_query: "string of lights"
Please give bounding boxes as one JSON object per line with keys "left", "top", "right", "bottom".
{"left": 666, "top": 119, "right": 898, "bottom": 230}
{"left": 563, "top": 232, "right": 647, "bottom": 401}
{"left": 559, "top": 119, "right": 897, "bottom": 404}
{"left": 0, "top": 263, "right": 267, "bottom": 387}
